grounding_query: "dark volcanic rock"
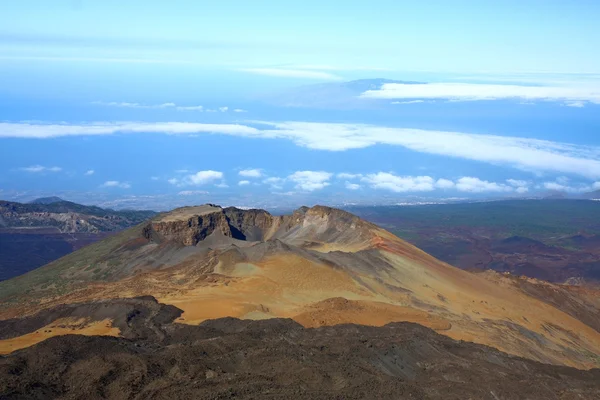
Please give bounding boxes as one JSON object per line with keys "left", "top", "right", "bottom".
{"left": 1, "top": 298, "right": 599, "bottom": 399}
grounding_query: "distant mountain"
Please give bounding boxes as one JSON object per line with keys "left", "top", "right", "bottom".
{"left": 266, "top": 78, "right": 424, "bottom": 109}
{"left": 539, "top": 190, "right": 569, "bottom": 199}
{"left": 0, "top": 199, "right": 157, "bottom": 281}
{"left": 0, "top": 199, "right": 156, "bottom": 233}
{"left": 29, "top": 196, "right": 65, "bottom": 204}
{"left": 580, "top": 189, "right": 600, "bottom": 200}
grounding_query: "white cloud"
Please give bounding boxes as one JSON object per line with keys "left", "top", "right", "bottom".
{"left": 84, "top": 169, "right": 95, "bottom": 176}
{"left": 150, "top": 176, "right": 160, "bottom": 181}
{"left": 20, "top": 165, "right": 62, "bottom": 173}
{"left": 564, "top": 101, "right": 586, "bottom": 108}
{"left": 5, "top": 120, "right": 600, "bottom": 179}
{"left": 93, "top": 101, "right": 176, "bottom": 109}
{"left": 176, "top": 105, "right": 204, "bottom": 111}
{"left": 264, "top": 177, "right": 283, "bottom": 184}
{"left": 435, "top": 178, "right": 455, "bottom": 189}
{"left": 455, "top": 177, "right": 512, "bottom": 193}
{"left": 516, "top": 187, "right": 529, "bottom": 194}
{"left": 263, "top": 177, "right": 284, "bottom": 189}
{"left": 178, "top": 190, "right": 208, "bottom": 196}
{"left": 187, "top": 170, "right": 224, "bottom": 185}
{"left": 167, "top": 170, "right": 223, "bottom": 187}
{"left": 362, "top": 173, "right": 435, "bottom": 192}
{"left": 251, "top": 121, "right": 600, "bottom": 180}
{"left": 233, "top": 109, "right": 247, "bottom": 113}
{"left": 93, "top": 101, "right": 207, "bottom": 111}
{"left": 358, "top": 175, "right": 526, "bottom": 193}
{"left": 543, "top": 182, "right": 570, "bottom": 191}
{"left": 361, "top": 82, "right": 600, "bottom": 104}
{"left": 542, "top": 180, "right": 595, "bottom": 193}
{"left": 219, "top": 107, "right": 229, "bottom": 112}
{"left": 506, "top": 179, "right": 528, "bottom": 187}
{"left": 556, "top": 176, "right": 570, "bottom": 185}
{"left": 239, "top": 169, "right": 263, "bottom": 178}
{"left": 214, "top": 182, "right": 229, "bottom": 188}
{"left": 237, "top": 68, "right": 342, "bottom": 80}
{"left": 345, "top": 182, "right": 361, "bottom": 190}
{"left": 391, "top": 100, "right": 425, "bottom": 104}
{"left": 101, "top": 180, "right": 131, "bottom": 189}
{"left": 238, "top": 180, "right": 250, "bottom": 186}
{"left": 337, "top": 173, "right": 363, "bottom": 179}
{"left": 0, "top": 122, "right": 258, "bottom": 139}
{"left": 288, "top": 171, "right": 332, "bottom": 191}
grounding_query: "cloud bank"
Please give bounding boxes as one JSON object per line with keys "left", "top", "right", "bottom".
{"left": 360, "top": 82, "right": 600, "bottom": 105}
{"left": 239, "top": 169, "right": 263, "bottom": 178}
{"left": 4, "top": 120, "right": 600, "bottom": 179}
{"left": 101, "top": 180, "right": 131, "bottom": 189}
{"left": 288, "top": 171, "right": 332, "bottom": 191}
{"left": 92, "top": 102, "right": 231, "bottom": 112}
{"left": 168, "top": 170, "right": 224, "bottom": 187}
{"left": 20, "top": 165, "right": 62, "bottom": 173}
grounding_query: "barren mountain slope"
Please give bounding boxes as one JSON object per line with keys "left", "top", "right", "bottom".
{"left": 2, "top": 297, "right": 600, "bottom": 399}
{"left": 1, "top": 205, "right": 599, "bottom": 369}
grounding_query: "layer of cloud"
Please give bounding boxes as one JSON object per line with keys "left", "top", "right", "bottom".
{"left": 506, "top": 179, "right": 528, "bottom": 187}
{"left": 5, "top": 120, "right": 600, "bottom": 179}
{"left": 565, "top": 101, "right": 586, "bottom": 108}
{"left": 263, "top": 177, "right": 284, "bottom": 189}
{"left": 454, "top": 177, "right": 512, "bottom": 193}
{"left": 391, "top": 100, "right": 425, "bottom": 104}
{"left": 337, "top": 173, "right": 363, "bottom": 179}
{"left": 92, "top": 102, "right": 230, "bottom": 112}
{"left": 186, "top": 171, "right": 223, "bottom": 186}
{"left": 238, "top": 180, "right": 250, "bottom": 186}
{"left": 542, "top": 180, "right": 600, "bottom": 193}
{"left": 345, "top": 182, "right": 361, "bottom": 190}
{"left": 237, "top": 68, "right": 342, "bottom": 80}
{"left": 288, "top": 171, "right": 332, "bottom": 191}
{"left": 101, "top": 180, "right": 130, "bottom": 189}
{"left": 435, "top": 178, "right": 455, "bottom": 189}
{"left": 178, "top": 190, "right": 208, "bottom": 196}
{"left": 169, "top": 170, "right": 224, "bottom": 186}
{"left": 360, "top": 174, "right": 527, "bottom": 194}
{"left": 84, "top": 169, "right": 95, "bottom": 176}
{"left": 20, "top": 165, "right": 62, "bottom": 173}
{"left": 239, "top": 169, "right": 263, "bottom": 178}
{"left": 0, "top": 122, "right": 259, "bottom": 139}
{"left": 361, "top": 82, "right": 600, "bottom": 105}
{"left": 361, "top": 173, "right": 436, "bottom": 193}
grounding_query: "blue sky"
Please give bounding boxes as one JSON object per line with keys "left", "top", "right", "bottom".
{"left": 1, "top": 1, "right": 600, "bottom": 210}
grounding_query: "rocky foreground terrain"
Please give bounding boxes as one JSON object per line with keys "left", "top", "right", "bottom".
{"left": 1, "top": 297, "right": 599, "bottom": 399}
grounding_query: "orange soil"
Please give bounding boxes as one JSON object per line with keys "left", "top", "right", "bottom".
{"left": 293, "top": 298, "right": 452, "bottom": 330}
{"left": 0, "top": 318, "right": 120, "bottom": 355}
